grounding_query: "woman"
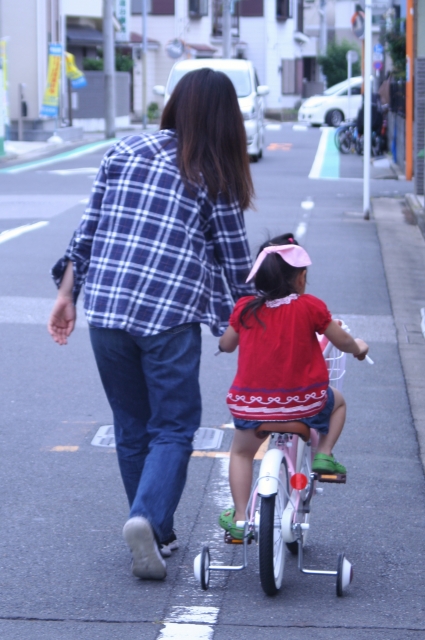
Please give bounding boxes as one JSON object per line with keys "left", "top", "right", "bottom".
{"left": 48, "top": 69, "right": 254, "bottom": 581}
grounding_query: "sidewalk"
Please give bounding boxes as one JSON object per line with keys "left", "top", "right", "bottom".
{"left": 0, "top": 125, "right": 158, "bottom": 168}
{"left": 372, "top": 195, "right": 425, "bottom": 473}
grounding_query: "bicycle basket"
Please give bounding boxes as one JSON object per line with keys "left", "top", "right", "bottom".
{"left": 317, "top": 321, "right": 349, "bottom": 392}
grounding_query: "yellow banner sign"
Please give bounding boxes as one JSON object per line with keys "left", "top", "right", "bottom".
{"left": 40, "top": 43, "right": 62, "bottom": 117}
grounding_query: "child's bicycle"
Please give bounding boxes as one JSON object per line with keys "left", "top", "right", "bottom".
{"left": 194, "top": 324, "right": 359, "bottom": 597}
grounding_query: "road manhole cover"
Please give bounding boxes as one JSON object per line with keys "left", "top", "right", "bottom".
{"left": 91, "top": 426, "right": 223, "bottom": 451}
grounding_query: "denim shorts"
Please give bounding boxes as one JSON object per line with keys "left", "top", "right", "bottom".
{"left": 233, "top": 387, "right": 335, "bottom": 436}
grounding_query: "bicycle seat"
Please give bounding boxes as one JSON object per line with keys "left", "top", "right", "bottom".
{"left": 255, "top": 421, "right": 310, "bottom": 442}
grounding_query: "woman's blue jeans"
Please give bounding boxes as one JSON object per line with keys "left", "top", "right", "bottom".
{"left": 89, "top": 323, "right": 202, "bottom": 542}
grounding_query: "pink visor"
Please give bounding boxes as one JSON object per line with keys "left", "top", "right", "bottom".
{"left": 246, "top": 244, "right": 312, "bottom": 282}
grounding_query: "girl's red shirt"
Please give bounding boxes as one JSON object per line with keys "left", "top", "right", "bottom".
{"left": 227, "top": 294, "right": 332, "bottom": 421}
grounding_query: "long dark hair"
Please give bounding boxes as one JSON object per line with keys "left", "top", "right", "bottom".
{"left": 240, "top": 233, "right": 305, "bottom": 328}
{"left": 160, "top": 68, "right": 254, "bottom": 210}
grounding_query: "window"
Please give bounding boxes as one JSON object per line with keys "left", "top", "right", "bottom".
{"left": 277, "top": 0, "right": 292, "bottom": 20}
{"left": 297, "top": 0, "right": 303, "bottom": 32}
{"left": 281, "top": 59, "right": 295, "bottom": 94}
{"left": 150, "top": 0, "right": 174, "bottom": 15}
{"left": 240, "top": 0, "right": 263, "bottom": 17}
{"left": 189, "top": 0, "right": 208, "bottom": 17}
{"left": 351, "top": 86, "right": 362, "bottom": 95}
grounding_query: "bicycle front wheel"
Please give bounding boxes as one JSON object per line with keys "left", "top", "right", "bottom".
{"left": 259, "top": 459, "right": 288, "bottom": 596}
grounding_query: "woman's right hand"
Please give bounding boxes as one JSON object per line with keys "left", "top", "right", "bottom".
{"left": 353, "top": 338, "right": 369, "bottom": 361}
{"left": 48, "top": 295, "right": 76, "bottom": 345}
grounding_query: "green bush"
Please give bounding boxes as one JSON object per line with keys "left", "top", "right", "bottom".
{"left": 317, "top": 40, "right": 361, "bottom": 88}
{"left": 147, "top": 102, "right": 160, "bottom": 122}
{"left": 83, "top": 58, "right": 103, "bottom": 71}
{"left": 82, "top": 53, "right": 133, "bottom": 73}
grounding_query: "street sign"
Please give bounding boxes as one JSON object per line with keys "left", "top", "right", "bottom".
{"left": 373, "top": 43, "right": 384, "bottom": 54}
{"left": 374, "top": 61, "right": 383, "bottom": 70}
{"left": 346, "top": 50, "right": 359, "bottom": 63}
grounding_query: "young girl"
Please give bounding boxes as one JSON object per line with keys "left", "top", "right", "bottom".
{"left": 218, "top": 233, "right": 369, "bottom": 540}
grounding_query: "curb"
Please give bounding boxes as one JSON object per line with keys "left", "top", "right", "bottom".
{"left": 372, "top": 196, "right": 425, "bottom": 476}
{"left": 405, "top": 192, "right": 425, "bottom": 240}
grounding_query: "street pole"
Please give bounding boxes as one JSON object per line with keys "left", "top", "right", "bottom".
{"left": 0, "top": 7, "right": 4, "bottom": 157}
{"left": 319, "top": 0, "right": 327, "bottom": 85}
{"left": 222, "top": 0, "right": 231, "bottom": 59}
{"left": 103, "top": 0, "right": 116, "bottom": 138}
{"left": 363, "top": 0, "right": 372, "bottom": 219}
{"left": 405, "top": 0, "right": 413, "bottom": 180}
{"left": 142, "top": 0, "right": 147, "bottom": 129}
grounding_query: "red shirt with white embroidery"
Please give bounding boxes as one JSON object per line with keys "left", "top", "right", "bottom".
{"left": 227, "top": 294, "right": 332, "bottom": 421}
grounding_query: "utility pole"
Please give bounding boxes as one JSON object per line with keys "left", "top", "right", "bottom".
{"left": 142, "top": 0, "right": 147, "bottom": 129}
{"left": 222, "top": 0, "right": 232, "bottom": 59}
{"left": 405, "top": 0, "right": 413, "bottom": 180}
{"left": 0, "top": 1, "right": 4, "bottom": 157}
{"left": 319, "top": 0, "right": 327, "bottom": 85}
{"left": 103, "top": 0, "right": 116, "bottom": 138}
{"left": 363, "top": 0, "right": 372, "bottom": 219}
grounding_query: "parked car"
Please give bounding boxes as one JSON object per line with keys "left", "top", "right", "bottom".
{"left": 298, "top": 76, "right": 363, "bottom": 127}
{"left": 154, "top": 59, "right": 269, "bottom": 161}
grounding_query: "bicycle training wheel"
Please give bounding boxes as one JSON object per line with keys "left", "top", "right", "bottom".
{"left": 259, "top": 458, "right": 288, "bottom": 596}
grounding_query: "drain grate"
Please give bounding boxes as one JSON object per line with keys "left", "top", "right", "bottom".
{"left": 91, "top": 425, "right": 115, "bottom": 448}
{"left": 91, "top": 425, "right": 224, "bottom": 451}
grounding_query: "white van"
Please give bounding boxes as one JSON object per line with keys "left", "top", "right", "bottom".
{"left": 154, "top": 59, "right": 269, "bottom": 162}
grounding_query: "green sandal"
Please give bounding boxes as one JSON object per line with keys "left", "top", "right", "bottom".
{"left": 312, "top": 453, "right": 347, "bottom": 475}
{"left": 218, "top": 508, "right": 244, "bottom": 540}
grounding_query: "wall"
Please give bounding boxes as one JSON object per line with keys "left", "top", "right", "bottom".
{"left": 2, "top": 0, "right": 47, "bottom": 121}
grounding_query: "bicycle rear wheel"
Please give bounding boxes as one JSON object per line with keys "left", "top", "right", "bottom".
{"left": 338, "top": 130, "right": 353, "bottom": 154}
{"left": 259, "top": 458, "right": 288, "bottom": 595}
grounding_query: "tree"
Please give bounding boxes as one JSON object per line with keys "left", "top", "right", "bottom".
{"left": 385, "top": 20, "right": 406, "bottom": 79}
{"left": 318, "top": 40, "right": 361, "bottom": 88}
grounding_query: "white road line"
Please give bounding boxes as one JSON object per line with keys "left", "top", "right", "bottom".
{"left": 46, "top": 167, "right": 99, "bottom": 176}
{"left": 308, "top": 127, "right": 330, "bottom": 179}
{"left": 158, "top": 606, "right": 219, "bottom": 639}
{"left": 158, "top": 623, "right": 214, "bottom": 639}
{"left": 0, "top": 221, "right": 49, "bottom": 245}
{"left": 265, "top": 123, "right": 281, "bottom": 131}
{"left": 292, "top": 124, "right": 308, "bottom": 131}
{"left": 295, "top": 221, "right": 307, "bottom": 241}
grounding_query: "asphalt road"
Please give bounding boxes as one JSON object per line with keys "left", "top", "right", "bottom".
{"left": 0, "top": 124, "right": 423, "bottom": 639}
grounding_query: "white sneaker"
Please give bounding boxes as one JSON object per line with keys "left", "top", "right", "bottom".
{"left": 159, "top": 531, "right": 179, "bottom": 558}
{"left": 123, "top": 516, "right": 166, "bottom": 580}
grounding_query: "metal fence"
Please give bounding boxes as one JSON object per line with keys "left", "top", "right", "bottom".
{"left": 390, "top": 80, "right": 406, "bottom": 117}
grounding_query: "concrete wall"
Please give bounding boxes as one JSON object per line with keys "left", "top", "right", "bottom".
{"left": 2, "top": 0, "right": 48, "bottom": 121}
{"left": 388, "top": 111, "right": 406, "bottom": 177}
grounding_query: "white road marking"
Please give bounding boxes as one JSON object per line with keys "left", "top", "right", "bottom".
{"left": 309, "top": 127, "right": 330, "bottom": 179}
{"left": 80, "top": 198, "right": 90, "bottom": 204}
{"left": 265, "top": 123, "right": 281, "bottom": 131}
{"left": 158, "top": 624, "right": 214, "bottom": 640}
{"left": 46, "top": 167, "right": 99, "bottom": 176}
{"left": 167, "top": 607, "right": 219, "bottom": 624}
{"left": 301, "top": 198, "right": 315, "bottom": 210}
{"left": 158, "top": 607, "right": 219, "bottom": 639}
{"left": 292, "top": 124, "right": 308, "bottom": 131}
{"left": 0, "top": 221, "right": 48, "bottom": 244}
{"left": 295, "top": 221, "right": 307, "bottom": 241}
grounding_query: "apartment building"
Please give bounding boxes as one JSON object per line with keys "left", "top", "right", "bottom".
{"left": 130, "top": 0, "right": 307, "bottom": 116}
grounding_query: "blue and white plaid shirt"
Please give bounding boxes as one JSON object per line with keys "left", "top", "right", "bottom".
{"left": 52, "top": 130, "right": 254, "bottom": 337}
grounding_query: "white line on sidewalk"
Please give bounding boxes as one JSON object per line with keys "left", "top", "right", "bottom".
{"left": 0, "top": 221, "right": 49, "bottom": 245}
